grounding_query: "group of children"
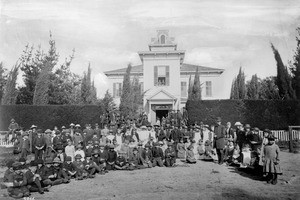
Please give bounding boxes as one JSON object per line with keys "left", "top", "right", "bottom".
{"left": 2, "top": 121, "right": 283, "bottom": 198}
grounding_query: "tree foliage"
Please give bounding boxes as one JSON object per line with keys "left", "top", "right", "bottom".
{"left": 230, "top": 67, "right": 246, "bottom": 99}
{"left": 258, "top": 76, "right": 280, "bottom": 100}
{"left": 188, "top": 75, "right": 193, "bottom": 100}
{"left": 2, "top": 63, "right": 20, "bottom": 105}
{"left": 290, "top": 27, "right": 300, "bottom": 100}
{"left": 190, "top": 67, "right": 202, "bottom": 100}
{"left": 246, "top": 74, "right": 260, "bottom": 99}
{"left": 0, "top": 62, "right": 7, "bottom": 104}
{"left": 119, "top": 64, "right": 132, "bottom": 118}
{"left": 271, "top": 43, "right": 295, "bottom": 99}
{"left": 80, "top": 63, "right": 97, "bottom": 104}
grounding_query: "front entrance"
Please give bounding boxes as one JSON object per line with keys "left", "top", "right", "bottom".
{"left": 156, "top": 110, "right": 169, "bottom": 121}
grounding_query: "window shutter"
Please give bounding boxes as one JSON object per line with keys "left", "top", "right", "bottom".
{"left": 166, "top": 66, "right": 170, "bottom": 86}
{"left": 154, "top": 66, "right": 158, "bottom": 86}
{"left": 113, "top": 83, "right": 116, "bottom": 97}
{"left": 120, "top": 83, "right": 123, "bottom": 97}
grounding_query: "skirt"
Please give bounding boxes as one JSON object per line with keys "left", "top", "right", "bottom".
{"left": 263, "top": 159, "right": 282, "bottom": 174}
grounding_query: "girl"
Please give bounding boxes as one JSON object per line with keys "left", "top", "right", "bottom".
{"left": 259, "top": 129, "right": 270, "bottom": 166}
{"left": 177, "top": 138, "right": 186, "bottom": 159}
{"left": 64, "top": 140, "right": 75, "bottom": 161}
{"left": 262, "top": 135, "right": 282, "bottom": 185}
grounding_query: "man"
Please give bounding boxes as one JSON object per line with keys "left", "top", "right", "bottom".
{"left": 33, "top": 129, "right": 46, "bottom": 161}
{"left": 214, "top": 117, "right": 226, "bottom": 165}
{"left": 248, "top": 127, "right": 262, "bottom": 151}
{"left": 235, "top": 122, "right": 246, "bottom": 149}
{"left": 225, "top": 122, "right": 236, "bottom": 143}
{"left": 69, "top": 123, "right": 75, "bottom": 138}
{"left": 94, "top": 123, "right": 101, "bottom": 138}
{"left": 152, "top": 142, "right": 164, "bottom": 167}
{"left": 19, "top": 132, "right": 30, "bottom": 159}
{"left": 52, "top": 130, "right": 66, "bottom": 151}
{"left": 7, "top": 118, "right": 19, "bottom": 142}
{"left": 244, "top": 124, "right": 252, "bottom": 146}
{"left": 164, "top": 142, "right": 176, "bottom": 167}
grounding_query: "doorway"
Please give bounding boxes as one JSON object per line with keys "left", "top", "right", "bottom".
{"left": 156, "top": 110, "right": 169, "bottom": 121}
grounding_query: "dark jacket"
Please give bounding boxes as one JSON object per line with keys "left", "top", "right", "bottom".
{"left": 152, "top": 147, "right": 164, "bottom": 159}
{"left": 214, "top": 124, "right": 226, "bottom": 149}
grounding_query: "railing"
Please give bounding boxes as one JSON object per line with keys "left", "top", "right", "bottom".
{"left": 0, "top": 131, "right": 14, "bottom": 147}
{"left": 258, "top": 130, "right": 300, "bottom": 141}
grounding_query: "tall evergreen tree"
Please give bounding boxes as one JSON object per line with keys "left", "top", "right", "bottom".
{"left": 230, "top": 67, "right": 246, "bottom": 99}
{"left": 290, "top": 27, "right": 300, "bottom": 99}
{"left": 246, "top": 74, "right": 260, "bottom": 99}
{"left": 258, "top": 76, "right": 280, "bottom": 100}
{"left": 0, "top": 62, "right": 7, "bottom": 104}
{"left": 2, "top": 63, "right": 19, "bottom": 105}
{"left": 271, "top": 43, "right": 295, "bottom": 99}
{"left": 119, "top": 64, "right": 132, "bottom": 118}
{"left": 191, "top": 67, "right": 202, "bottom": 100}
{"left": 33, "top": 61, "right": 53, "bottom": 105}
{"left": 187, "top": 75, "right": 193, "bottom": 100}
{"left": 131, "top": 76, "right": 143, "bottom": 118}
{"left": 80, "top": 63, "right": 97, "bottom": 104}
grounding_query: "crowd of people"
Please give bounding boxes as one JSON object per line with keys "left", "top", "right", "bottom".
{"left": 2, "top": 117, "right": 282, "bottom": 199}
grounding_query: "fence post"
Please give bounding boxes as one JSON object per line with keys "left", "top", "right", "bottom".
{"left": 289, "top": 126, "right": 293, "bottom": 153}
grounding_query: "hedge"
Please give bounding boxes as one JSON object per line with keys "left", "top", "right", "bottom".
{"left": 0, "top": 105, "right": 104, "bottom": 131}
{"left": 186, "top": 100, "right": 300, "bottom": 130}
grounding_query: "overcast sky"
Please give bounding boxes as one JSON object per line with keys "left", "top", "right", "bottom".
{"left": 1, "top": 0, "right": 300, "bottom": 98}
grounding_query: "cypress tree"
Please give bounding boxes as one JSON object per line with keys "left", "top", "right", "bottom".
{"left": 191, "top": 67, "right": 202, "bottom": 100}
{"left": 230, "top": 67, "right": 246, "bottom": 99}
{"left": 2, "top": 63, "right": 19, "bottom": 105}
{"left": 119, "top": 64, "right": 132, "bottom": 118}
{"left": 246, "top": 74, "right": 260, "bottom": 99}
{"left": 291, "top": 27, "right": 300, "bottom": 99}
{"left": 271, "top": 43, "right": 295, "bottom": 99}
{"left": 188, "top": 75, "right": 193, "bottom": 100}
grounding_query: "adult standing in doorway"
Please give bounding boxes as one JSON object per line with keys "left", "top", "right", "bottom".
{"left": 214, "top": 117, "right": 225, "bottom": 165}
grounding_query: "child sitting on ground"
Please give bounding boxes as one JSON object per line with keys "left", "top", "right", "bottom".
{"left": 62, "top": 156, "right": 77, "bottom": 179}
{"left": 74, "top": 143, "right": 85, "bottom": 162}
{"left": 197, "top": 140, "right": 205, "bottom": 159}
{"left": 115, "top": 151, "right": 129, "bottom": 170}
{"left": 186, "top": 145, "right": 197, "bottom": 164}
{"left": 73, "top": 154, "right": 87, "bottom": 180}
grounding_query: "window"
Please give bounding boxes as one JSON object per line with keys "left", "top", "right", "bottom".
{"left": 181, "top": 82, "right": 187, "bottom": 97}
{"left": 206, "top": 81, "right": 212, "bottom": 97}
{"left": 113, "top": 83, "right": 122, "bottom": 97}
{"left": 154, "top": 66, "right": 169, "bottom": 86}
{"left": 161, "top": 35, "right": 166, "bottom": 44}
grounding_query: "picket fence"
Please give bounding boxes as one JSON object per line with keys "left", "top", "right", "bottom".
{"left": 0, "top": 130, "right": 299, "bottom": 147}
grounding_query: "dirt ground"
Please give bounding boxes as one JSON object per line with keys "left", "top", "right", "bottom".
{"left": 0, "top": 150, "right": 299, "bottom": 200}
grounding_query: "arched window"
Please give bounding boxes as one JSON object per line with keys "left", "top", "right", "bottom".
{"left": 160, "top": 35, "right": 165, "bottom": 44}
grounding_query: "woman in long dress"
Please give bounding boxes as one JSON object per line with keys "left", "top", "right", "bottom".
{"left": 177, "top": 138, "right": 186, "bottom": 159}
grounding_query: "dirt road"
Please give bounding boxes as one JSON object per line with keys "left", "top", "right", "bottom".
{"left": 0, "top": 150, "right": 299, "bottom": 200}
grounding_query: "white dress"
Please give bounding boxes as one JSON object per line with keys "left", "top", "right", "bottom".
{"left": 194, "top": 131, "right": 202, "bottom": 143}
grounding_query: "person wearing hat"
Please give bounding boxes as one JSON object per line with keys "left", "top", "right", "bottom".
{"left": 91, "top": 149, "right": 105, "bottom": 175}
{"left": 65, "top": 139, "right": 75, "bottom": 162}
{"left": 157, "top": 126, "right": 166, "bottom": 142}
{"left": 165, "top": 142, "right": 176, "bottom": 167}
{"left": 19, "top": 131, "right": 30, "bottom": 160}
{"left": 33, "top": 129, "right": 46, "bottom": 161}
{"left": 106, "top": 144, "right": 117, "bottom": 170}
{"left": 83, "top": 153, "right": 97, "bottom": 178}
{"left": 6, "top": 162, "right": 30, "bottom": 198}
{"left": 24, "top": 161, "right": 47, "bottom": 194}
{"left": 214, "top": 117, "right": 226, "bottom": 165}
{"left": 147, "top": 125, "right": 157, "bottom": 142}
{"left": 74, "top": 143, "right": 85, "bottom": 162}
{"left": 115, "top": 151, "right": 129, "bottom": 170}
{"left": 186, "top": 145, "right": 197, "bottom": 164}
{"left": 69, "top": 123, "right": 75, "bottom": 138}
{"left": 91, "top": 131, "right": 100, "bottom": 144}
{"left": 73, "top": 129, "right": 83, "bottom": 149}
{"left": 141, "top": 144, "right": 153, "bottom": 168}
{"left": 151, "top": 142, "right": 164, "bottom": 167}
{"left": 244, "top": 124, "right": 252, "bottom": 146}
{"left": 30, "top": 125, "right": 38, "bottom": 140}
{"left": 44, "top": 129, "right": 53, "bottom": 149}
{"left": 98, "top": 142, "right": 109, "bottom": 173}
{"left": 248, "top": 127, "right": 262, "bottom": 152}
{"left": 53, "top": 130, "right": 66, "bottom": 151}
{"left": 101, "top": 124, "right": 110, "bottom": 138}
{"left": 120, "top": 140, "right": 130, "bottom": 159}
{"left": 93, "top": 123, "right": 101, "bottom": 138}
{"left": 62, "top": 156, "right": 77, "bottom": 179}
{"left": 85, "top": 140, "right": 94, "bottom": 156}
{"left": 235, "top": 122, "right": 246, "bottom": 150}
{"left": 41, "top": 158, "right": 63, "bottom": 186}
{"left": 128, "top": 147, "right": 144, "bottom": 170}
{"left": 73, "top": 154, "right": 87, "bottom": 180}
{"left": 225, "top": 122, "right": 236, "bottom": 144}
{"left": 74, "top": 124, "right": 82, "bottom": 136}
{"left": 56, "top": 145, "right": 67, "bottom": 163}
{"left": 261, "top": 135, "right": 282, "bottom": 184}
{"left": 7, "top": 118, "right": 19, "bottom": 143}
{"left": 2, "top": 160, "right": 15, "bottom": 188}
{"left": 52, "top": 157, "right": 69, "bottom": 184}
{"left": 177, "top": 137, "right": 186, "bottom": 159}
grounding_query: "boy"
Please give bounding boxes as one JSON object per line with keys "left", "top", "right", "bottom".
{"left": 141, "top": 144, "right": 153, "bottom": 168}
{"left": 62, "top": 156, "right": 77, "bottom": 179}
{"left": 83, "top": 153, "right": 96, "bottom": 178}
{"left": 7, "top": 162, "right": 30, "bottom": 198}
{"left": 24, "top": 161, "right": 46, "bottom": 194}
{"left": 73, "top": 154, "right": 88, "bottom": 180}
{"left": 115, "top": 151, "right": 129, "bottom": 170}
{"left": 85, "top": 140, "right": 94, "bottom": 156}
{"left": 128, "top": 147, "right": 144, "bottom": 170}
{"left": 19, "top": 132, "right": 30, "bottom": 159}
{"left": 93, "top": 140, "right": 100, "bottom": 151}
{"left": 53, "top": 157, "right": 70, "bottom": 183}
{"left": 56, "top": 145, "right": 67, "bottom": 162}
{"left": 99, "top": 143, "right": 108, "bottom": 172}
{"left": 165, "top": 142, "right": 176, "bottom": 167}
{"left": 2, "top": 160, "right": 15, "bottom": 188}
{"left": 73, "top": 130, "right": 83, "bottom": 148}
{"left": 152, "top": 142, "right": 164, "bottom": 167}
{"left": 33, "top": 129, "right": 46, "bottom": 161}
{"left": 41, "top": 158, "right": 63, "bottom": 187}
{"left": 74, "top": 143, "right": 85, "bottom": 162}
{"left": 92, "top": 149, "right": 105, "bottom": 175}
{"left": 107, "top": 144, "right": 117, "bottom": 170}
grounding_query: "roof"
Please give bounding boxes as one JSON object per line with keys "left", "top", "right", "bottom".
{"left": 104, "top": 63, "right": 224, "bottom": 76}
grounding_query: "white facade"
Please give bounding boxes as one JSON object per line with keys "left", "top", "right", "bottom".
{"left": 105, "top": 30, "right": 224, "bottom": 124}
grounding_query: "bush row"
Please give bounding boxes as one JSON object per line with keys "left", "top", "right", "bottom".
{"left": 186, "top": 100, "right": 300, "bottom": 130}
{"left": 0, "top": 105, "right": 104, "bottom": 131}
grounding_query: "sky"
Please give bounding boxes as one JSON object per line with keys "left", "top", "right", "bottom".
{"left": 1, "top": 0, "right": 300, "bottom": 98}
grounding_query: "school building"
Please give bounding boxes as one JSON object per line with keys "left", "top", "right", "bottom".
{"left": 104, "top": 30, "right": 224, "bottom": 124}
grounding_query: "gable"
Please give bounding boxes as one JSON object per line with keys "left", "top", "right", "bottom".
{"left": 148, "top": 89, "right": 175, "bottom": 100}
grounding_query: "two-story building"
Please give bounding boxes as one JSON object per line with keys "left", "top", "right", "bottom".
{"left": 104, "top": 30, "right": 224, "bottom": 124}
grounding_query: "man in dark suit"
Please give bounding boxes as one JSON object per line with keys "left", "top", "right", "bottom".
{"left": 214, "top": 117, "right": 226, "bottom": 165}
{"left": 19, "top": 132, "right": 30, "bottom": 159}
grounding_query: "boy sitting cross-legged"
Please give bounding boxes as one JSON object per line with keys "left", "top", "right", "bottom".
{"left": 62, "top": 156, "right": 77, "bottom": 180}
{"left": 115, "top": 151, "right": 129, "bottom": 170}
